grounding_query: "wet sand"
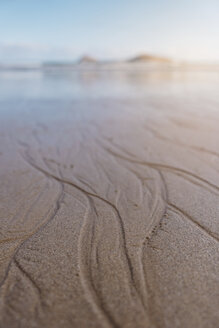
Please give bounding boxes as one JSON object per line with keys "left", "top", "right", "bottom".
{"left": 0, "top": 70, "right": 219, "bottom": 327}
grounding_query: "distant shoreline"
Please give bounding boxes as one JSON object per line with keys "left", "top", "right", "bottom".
{"left": 1, "top": 53, "right": 219, "bottom": 71}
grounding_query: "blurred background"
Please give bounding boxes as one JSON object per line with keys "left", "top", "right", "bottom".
{"left": 0, "top": 0, "right": 219, "bottom": 101}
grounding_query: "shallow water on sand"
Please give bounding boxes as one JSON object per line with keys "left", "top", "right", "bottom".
{"left": 0, "top": 67, "right": 219, "bottom": 101}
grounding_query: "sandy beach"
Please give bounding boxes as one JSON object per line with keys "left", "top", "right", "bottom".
{"left": 0, "top": 69, "right": 219, "bottom": 327}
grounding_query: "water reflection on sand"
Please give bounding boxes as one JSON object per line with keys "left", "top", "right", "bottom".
{"left": 0, "top": 65, "right": 219, "bottom": 101}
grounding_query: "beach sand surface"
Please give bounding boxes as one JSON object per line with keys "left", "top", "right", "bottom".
{"left": 0, "top": 69, "right": 219, "bottom": 327}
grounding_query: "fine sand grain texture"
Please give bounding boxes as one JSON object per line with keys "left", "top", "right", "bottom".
{"left": 0, "top": 71, "right": 219, "bottom": 327}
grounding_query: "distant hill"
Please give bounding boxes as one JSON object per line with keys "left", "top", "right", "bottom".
{"left": 78, "top": 56, "right": 97, "bottom": 64}
{"left": 128, "top": 54, "right": 171, "bottom": 63}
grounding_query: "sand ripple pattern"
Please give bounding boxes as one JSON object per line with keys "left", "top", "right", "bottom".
{"left": 0, "top": 99, "right": 219, "bottom": 328}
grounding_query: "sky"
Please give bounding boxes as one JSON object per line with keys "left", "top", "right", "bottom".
{"left": 0, "top": 0, "right": 219, "bottom": 63}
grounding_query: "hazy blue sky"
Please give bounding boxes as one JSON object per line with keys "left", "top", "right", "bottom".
{"left": 0, "top": 0, "right": 219, "bottom": 63}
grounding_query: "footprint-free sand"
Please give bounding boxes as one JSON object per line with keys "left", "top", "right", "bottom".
{"left": 0, "top": 69, "right": 219, "bottom": 327}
